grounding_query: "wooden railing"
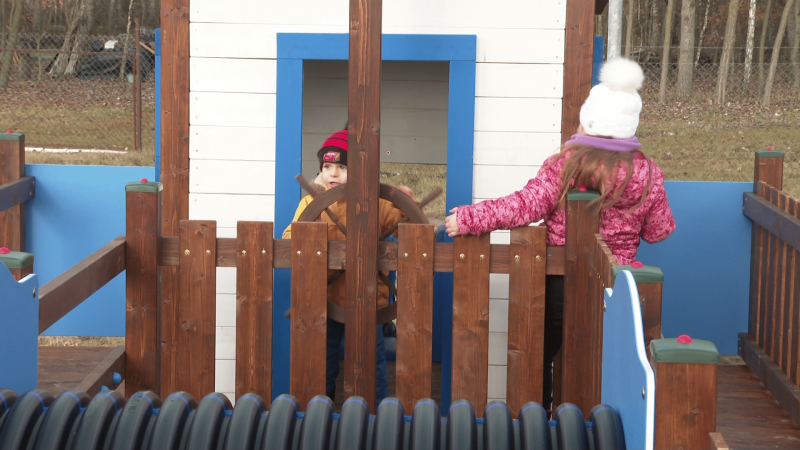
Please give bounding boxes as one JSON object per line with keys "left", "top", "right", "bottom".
{"left": 741, "top": 149, "right": 800, "bottom": 427}
{"left": 0, "top": 133, "right": 34, "bottom": 281}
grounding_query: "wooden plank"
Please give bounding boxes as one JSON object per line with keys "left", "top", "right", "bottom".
{"left": 560, "top": 0, "right": 594, "bottom": 143}
{"left": 160, "top": 236, "right": 568, "bottom": 275}
{"left": 344, "top": 0, "right": 383, "bottom": 410}
{"left": 0, "top": 176, "right": 34, "bottom": 213}
{"left": 561, "top": 195, "right": 601, "bottom": 416}
{"left": 653, "top": 361, "right": 717, "bottom": 450}
{"left": 11, "top": 265, "right": 32, "bottom": 282}
{"left": 235, "top": 221, "right": 274, "bottom": 403}
{"left": 765, "top": 189, "right": 779, "bottom": 358}
{"left": 159, "top": 0, "right": 190, "bottom": 397}
{"left": 743, "top": 191, "right": 800, "bottom": 253}
{"left": 708, "top": 432, "right": 729, "bottom": 450}
{"left": 754, "top": 152, "right": 784, "bottom": 192}
{"left": 740, "top": 333, "right": 800, "bottom": 429}
{"left": 451, "top": 233, "right": 491, "bottom": 415}
{"left": 75, "top": 346, "right": 126, "bottom": 397}
{"left": 639, "top": 283, "right": 664, "bottom": 353}
{"left": 777, "top": 193, "right": 789, "bottom": 371}
{"left": 39, "top": 236, "right": 126, "bottom": 334}
{"left": 37, "top": 347, "right": 121, "bottom": 395}
{"left": 125, "top": 187, "right": 162, "bottom": 395}
{"left": 176, "top": 220, "right": 216, "bottom": 400}
{"left": 395, "top": 223, "right": 435, "bottom": 413}
{"left": 791, "top": 198, "right": 800, "bottom": 385}
{"left": 0, "top": 135, "right": 25, "bottom": 252}
{"left": 748, "top": 183, "right": 766, "bottom": 340}
{"left": 289, "top": 221, "right": 328, "bottom": 409}
{"left": 506, "top": 226, "right": 546, "bottom": 417}
{"left": 758, "top": 186, "right": 773, "bottom": 349}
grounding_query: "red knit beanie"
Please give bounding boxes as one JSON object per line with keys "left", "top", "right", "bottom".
{"left": 317, "top": 129, "right": 348, "bottom": 169}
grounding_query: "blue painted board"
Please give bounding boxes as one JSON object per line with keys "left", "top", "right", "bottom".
{"left": 0, "top": 264, "right": 39, "bottom": 393}
{"left": 602, "top": 270, "right": 655, "bottom": 450}
{"left": 26, "top": 164, "right": 154, "bottom": 336}
{"left": 636, "top": 181, "right": 751, "bottom": 354}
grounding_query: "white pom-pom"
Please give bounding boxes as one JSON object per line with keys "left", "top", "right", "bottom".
{"left": 599, "top": 58, "right": 644, "bottom": 93}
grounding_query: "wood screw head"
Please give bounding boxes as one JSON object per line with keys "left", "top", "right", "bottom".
{"left": 262, "top": 249, "right": 266, "bottom": 255}
{"left": 459, "top": 253, "right": 465, "bottom": 259}
{"left": 423, "top": 253, "right": 427, "bottom": 258}
{"left": 206, "top": 250, "right": 211, "bottom": 255}
{"left": 480, "top": 254, "right": 485, "bottom": 260}
{"left": 33, "top": 287, "right": 36, "bottom": 297}
{"left": 515, "top": 255, "right": 520, "bottom": 261}
{"left": 536, "top": 255, "right": 541, "bottom": 261}
{"left": 642, "top": 388, "right": 646, "bottom": 399}
{"left": 317, "top": 251, "right": 321, "bottom": 256}
{"left": 603, "top": 301, "right": 607, "bottom": 312}
{"left": 242, "top": 250, "right": 247, "bottom": 256}
{"left": 297, "top": 251, "right": 301, "bottom": 255}
{"left": 404, "top": 253, "right": 408, "bottom": 258}
{"left": 184, "top": 249, "right": 190, "bottom": 255}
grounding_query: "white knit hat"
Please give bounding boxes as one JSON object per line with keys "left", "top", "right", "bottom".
{"left": 579, "top": 58, "right": 645, "bottom": 139}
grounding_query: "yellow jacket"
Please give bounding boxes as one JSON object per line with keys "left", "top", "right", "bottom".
{"left": 282, "top": 194, "right": 406, "bottom": 308}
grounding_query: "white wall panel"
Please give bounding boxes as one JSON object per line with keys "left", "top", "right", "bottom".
{"left": 473, "top": 132, "right": 560, "bottom": 166}
{"left": 190, "top": 193, "right": 275, "bottom": 227}
{"left": 190, "top": 126, "right": 276, "bottom": 162}
{"left": 217, "top": 293, "right": 236, "bottom": 327}
{"left": 489, "top": 299, "right": 509, "bottom": 333}
{"left": 490, "top": 273, "right": 510, "bottom": 299}
{"left": 474, "top": 98, "right": 561, "bottom": 133}
{"left": 216, "top": 326, "right": 236, "bottom": 359}
{"left": 191, "top": 160, "right": 275, "bottom": 195}
{"left": 218, "top": 267, "right": 237, "bottom": 294}
{"left": 191, "top": 0, "right": 348, "bottom": 26}
{"left": 476, "top": 63, "right": 562, "bottom": 98}
{"left": 472, "top": 164, "right": 541, "bottom": 200}
{"left": 191, "top": 93, "right": 276, "bottom": 128}
{"left": 477, "top": 29, "right": 565, "bottom": 64}
{"left": 384, "top": 0, "right": 565, "bottom": 30}
{"left": 192, "top": 58, "right": 276, "bottom": 93}
{"left": 217, "top": 228, "right": 237, "bottom": 239}
{"left": 487, "top": 365, "right": 508, "bottom": 400}
{"left": 488, "top": 332, "right": 508, "bottom": 365}
{"left": 216, "top": 359, "right": 236, "bottom": 393}
{"left": 191, "top": 23, "right": 277, "bottom": 58}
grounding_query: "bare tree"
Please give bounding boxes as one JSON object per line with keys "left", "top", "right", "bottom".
{"left": 716, "top": 0, "right": 741, "bottom": 104}
{"left": 790, "top": 0, "right": 800, "bottom": 90}
{"left": 763, "top": 0, "right": 796, "bottom": 105}
{"left": 50, "top": 0, "right": 100, "bottom": 77}
{"left": 625, "top": 0, "right": 635, "bottom": 58}
{"left": 677, "top": 0, "right": 696, "bottom": 97}
{"left": 759, "top": 0, "right": 774, "bottom": 92}
{"left": 659, "top": 0, "right": 676, "bottom": 102}
{"left": 0, "top": 0, "right": 26, "bottom": 88}
{"left": 744, "top": 0, "right": 757, "bottom": 89}
{"left": 695, "top": 0, "right": 711, "bottom": 64}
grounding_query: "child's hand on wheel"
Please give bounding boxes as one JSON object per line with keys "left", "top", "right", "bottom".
{"left": 445, "top": 207, "right": 461, "bottom": 237}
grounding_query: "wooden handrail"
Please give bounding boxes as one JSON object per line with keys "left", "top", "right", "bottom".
{"left": 75, "top": 346, "right": 126, "bottom": 397}
{"left": 0, "top": 176, "right": 34, "bottom": 213}
{"left": 39, "top": 236, "right": 126, "bottom": 333}
{"left": 743, "top": 192, "right": 800, "bottom": 252}
{"left": 159, "top": 235, "right": 566, "bottom": 274}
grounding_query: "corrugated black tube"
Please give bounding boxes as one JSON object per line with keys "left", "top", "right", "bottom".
{"left": 107, "top": 391, "right": 160, "bottom": 450}
{"left": 446, "top": 400, "right": 477, "bottom": 450}
{"left": 553, "top": 404, "right": 588, "bottom": 450}
{"left": 588, "top": 404, "right": 625, "bottom": 450}
{"left": 260, "top": 394, "right": 299, "bottom": 450}
{"left": 517, "top": 402, "right": 550, "bottom": 450}
{"left": 0, "top": 390, "right": 19, "bottom": 433}
{"left": 148, "top": 391, "right": 196, "bottom": 450}
{"left": 483, "top": 401, "right": 513, "bottom": 450}
{"left": 0, "top": 389, "right": 54, "bottom": 450}
{"left": 32, "top": 389, "right": 90, "bottom": 450}
{"left": 224, "top": 394, "right": 267, "bottom": 450}
{"left": 183, "top": 393, "right": 232, "bottom": 450}
{"left": 408, "top": 399, "right": 439, "bottom": 450}
{"left": 298, "top": 395, "right": 334, "bottom": 450}
{"left": 335, "top": 397, "right": 370, "bottom": 450}
{"left": 372, "top": 398, "right": 404, "bottom": 450}
{"left": 67, "top": 390, "right": 125, "bottom": 450}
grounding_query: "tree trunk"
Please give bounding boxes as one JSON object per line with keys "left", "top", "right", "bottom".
{"left": 659, "top": 0, "right": 676, "bottom": 102}
{"left": 677, "top": 0, "right": 696, "bottom": 97}
{"left": 49, "top": 1, "right": 83, "bottom": 77}
{"left": 763, "top": 0, "right": 796, "bottom": 105}
{"left": 0, "top": 0, "right": 26, "bottom": 88}
{"left": 108, "top": 0, "right": 119, "bottom": 34}
{"left": 716, "top": 0, "right": 741, "bottom": 104}
{"left": 759, "top": 0, "right": 773, "bottom": 93}
{"left": 119, "top": 0, "right": 136, "bottom": 80}
{"left": 625, "top": 0, "right": 635, "bottom": 58}
{"left": 695, "top": 0, "right": 711, "bottom": 64}
{"left": 744, "top": 0, "right": 757, "bottom": 89}
{"left": 790, "top": 0, "right": 800, "bottom": 90}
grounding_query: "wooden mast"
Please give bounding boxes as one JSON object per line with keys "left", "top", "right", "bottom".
{"left": 345, "top": 0, "right": 382, "bottom": 409}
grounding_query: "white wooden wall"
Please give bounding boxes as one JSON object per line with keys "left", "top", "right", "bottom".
{"left": 188, "top": 0, "right": 567, "bottom": 404}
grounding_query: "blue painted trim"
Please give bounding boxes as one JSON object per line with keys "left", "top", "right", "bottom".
{"left": 275, "top": 33, "right": 476, "bottom": 409}
{"left": 592, "top": 36, "right": 604, "bottom": 87}
{"left": 155, "top": 29, "right": 161, "bottom": 182}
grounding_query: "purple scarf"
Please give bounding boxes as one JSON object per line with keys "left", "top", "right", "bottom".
{"left": 564, "top": 134, "right": 641, "bottom": 152}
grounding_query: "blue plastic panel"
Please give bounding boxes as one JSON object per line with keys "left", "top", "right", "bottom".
{"left": 602, "top": 270, "right": 655, "bottom": 450}
{"left": 636, "top": 181, "right": 751, "bottom": 354}
{"left": 0, "top": 264, "right": 39, "bottom": 393}
{"left": 25, "top": 164, "right": 154, "bottom": 336}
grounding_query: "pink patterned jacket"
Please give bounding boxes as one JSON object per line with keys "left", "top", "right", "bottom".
{"left": 456, "top": 152, "right": 676, "bottom": 265}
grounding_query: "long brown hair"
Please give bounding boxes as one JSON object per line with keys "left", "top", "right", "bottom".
{"left": 548, "top": 144, "right": 652, "bottom": 213}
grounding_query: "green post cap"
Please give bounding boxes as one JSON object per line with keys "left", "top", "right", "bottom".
{"left": 125, "top": 181, "right": 162, "bottom": 193}
{"left": 0, "top": 250, "right": 34, "bottom": 269}
{"left": 0, "top": 132, "right": 24, "bottom": 141}
{"left": 650, "top": 337, "right": 719, "bottom": 364}
{"left": 566, "top": 189, "right": 600, "bottom": 201}
{"left": 756, "top": 149, "right": 785, "bottom": 158}
{"left": 613, "top": 264, "right": 664, "bottom": 283}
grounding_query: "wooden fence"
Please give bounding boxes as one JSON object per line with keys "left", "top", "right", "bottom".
{"left": 741, "top": 150, "right": 800, "bottom": 427}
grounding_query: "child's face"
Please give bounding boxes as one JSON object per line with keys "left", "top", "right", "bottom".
{"left": 320, "top": 162, "right": 347, "bottom": 189}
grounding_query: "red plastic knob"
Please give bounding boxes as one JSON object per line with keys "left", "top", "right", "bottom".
{"left": 0, "top": 247, "right": 9, "bottom": 254}
{"left": 676, "top": 334, "right": 693, "bottom": 344}
{"left": 140, "top": 178, "right": 148, "bottom": 183}
{"left": 630, "top": 261, "right": 644, "bottom": 268}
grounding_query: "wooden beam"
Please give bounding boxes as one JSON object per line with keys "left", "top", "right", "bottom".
{"left": 0, "top": 133, "right": 26, "bottom": 252}
{"left": 739, "top": 333, "right": 800, "bottom": 429}
{"left": 75, "top": 346, "right": 126, "bottom": 397}
{"left": 345, "top": 0, "right": 383, "bottom": 409}
{"left": 0, "top": 176, "right": 34, "bottom": 213}
{"left": 39, "top": 236, "right": 126, "bottom": 334}
{"left": 743, "top": 192, "right": 800, "bottom": 253}
{"left": 160, "top": 0, "right": 190, "bottom": 396}
{"left": 561, "top": 0, "right": 595, "bottom": 143}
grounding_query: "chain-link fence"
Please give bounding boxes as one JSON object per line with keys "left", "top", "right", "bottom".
{"left": 0, "top": 31, "right": 155, "bottom": 151}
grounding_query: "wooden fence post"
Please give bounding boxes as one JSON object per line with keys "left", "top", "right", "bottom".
{"left": 0, "top": 133, "right": 26, "bottom": 254}
{"left": 612, "top": 264, "right": 664, "bottom": 356}
{"left": 125, "top": 181, "right": 162, "bottom": 396}
{"left": 651, "top": 337, "right": 718, "bottom": 450}
{"left": 753, "top": 149, "right": 783, "bottom": 193}
{"left": 561, "top": 190, "right": 602, "bottom": 417}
